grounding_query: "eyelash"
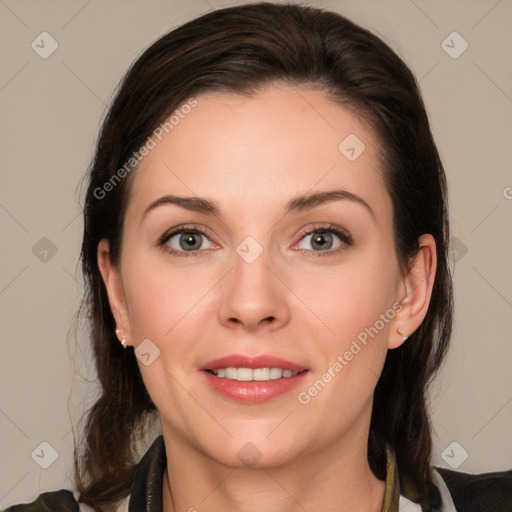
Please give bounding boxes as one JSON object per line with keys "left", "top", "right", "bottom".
{"left": 157, "top": 223, "right": 353, "bottom": 258}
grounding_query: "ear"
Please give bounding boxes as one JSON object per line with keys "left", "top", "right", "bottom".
{"left": 388, "top": 234, "right": 437, "bottom": 349}
{"left": 97, "top": 239, "right": 133, "bottom": 347}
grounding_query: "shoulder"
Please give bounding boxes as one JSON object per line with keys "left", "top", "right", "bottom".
{"left": 435, "top": 466, "right": 512, "bottom": 512}
{"left": 3, "top": 490, "right": 80, "bottom": 511}
{"left": 2, "top": 436, "right": 165, "bottom": 512}
{"left": 2, "top": 489, "right": 127, "bottom": 512}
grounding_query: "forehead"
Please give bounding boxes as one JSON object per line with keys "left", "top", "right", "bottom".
{"left": 126, "top": 85, "right": 390, "bottom": 223}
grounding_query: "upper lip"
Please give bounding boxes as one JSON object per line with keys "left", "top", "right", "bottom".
{"left": 200, "top": 354, "right": 307, "bottom": 372}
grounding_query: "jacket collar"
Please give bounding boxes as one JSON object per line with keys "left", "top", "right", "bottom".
{"left": 127, "top": 435, "right": 440, "bottom": 512}
{"left": 128, "top": 435, "right": 166, "bottom": 512}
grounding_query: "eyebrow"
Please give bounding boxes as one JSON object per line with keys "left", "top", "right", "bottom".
{"left": 142, "top": 189, "right": 375, "bottom": 221}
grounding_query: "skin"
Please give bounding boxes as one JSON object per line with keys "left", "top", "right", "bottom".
{"left": 98, "top": 84, "right": 436, "bottom": 512}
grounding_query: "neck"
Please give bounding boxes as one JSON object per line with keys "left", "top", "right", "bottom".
{"left": 161, "top": 420, "right": 386, "bottom": 512}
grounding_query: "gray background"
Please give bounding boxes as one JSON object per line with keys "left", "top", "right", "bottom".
{"left": 1, "top": 0, "right": 511, "bottom": 508}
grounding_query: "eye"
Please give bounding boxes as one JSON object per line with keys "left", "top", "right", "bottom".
{"left": 158, "top": 224, "right": 216, "bottom": 257}
{"left": 158, "top": 223, "right": 352, "bottom": 258}
{"left": 295, "top": 224, "right": 352, "bottom": 256}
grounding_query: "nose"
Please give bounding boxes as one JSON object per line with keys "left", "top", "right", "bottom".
{"left": 217, "top": 247, "right": 291, "bottom": 332}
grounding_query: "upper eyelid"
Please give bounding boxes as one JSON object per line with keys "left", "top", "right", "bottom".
{"left": 159, "top": 224, "right": 215, "bottom": 245}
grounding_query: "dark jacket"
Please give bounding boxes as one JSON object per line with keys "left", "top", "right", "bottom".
{"left": 4, "top": 435, "right": 512, "bottom": 511}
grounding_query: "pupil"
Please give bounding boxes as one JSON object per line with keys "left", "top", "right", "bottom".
{"left": 313, "top": 232, "right": 332, "bottom": 250}
{"left": 181, "top": 232, "right": 200, "bottom": 250}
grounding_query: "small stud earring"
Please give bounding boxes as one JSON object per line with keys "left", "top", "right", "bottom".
{"left": 397, "top": 328, "right": 409, "bottom": 341}
{"left": 116, "top": 328, "right": 127, "bottom": 349}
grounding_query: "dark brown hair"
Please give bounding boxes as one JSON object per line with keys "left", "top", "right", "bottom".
{"left": 76, "top": 2, "right": 453, "bottom": 510}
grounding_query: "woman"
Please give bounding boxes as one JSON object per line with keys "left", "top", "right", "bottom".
{"left": 7, "top": 3, "right": 511, "bottom": 511}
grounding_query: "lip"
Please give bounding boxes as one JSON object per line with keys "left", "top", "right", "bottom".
{"left": 201, "top": 370, "right": 309, "bottom": 404}
{"left": 199, "top": 354, "right": 309, "bottom": 404}
{"left": 200, "top": 354, "right": 307, "bottom": 372}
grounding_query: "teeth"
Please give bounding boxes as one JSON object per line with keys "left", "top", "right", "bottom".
{"left": 270, "top": 368, "right": 284, "bottom": 379}
{"left": 253, "top": 368, "right": 270, "bottom": 381}
{"left": 237, "top": 368, "right": 253, "bottom": 381}
{"left": 225, "top": 367, "right": 237, "bottom": 379}
{"left": 210, "top": 367, "right": 300, "bottom": 381}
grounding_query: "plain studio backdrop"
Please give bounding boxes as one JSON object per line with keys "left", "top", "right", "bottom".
{"left": 0, "top": 0, "right": 511, "bottom": 508}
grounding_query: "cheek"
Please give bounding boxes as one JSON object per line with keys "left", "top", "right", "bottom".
{"left": 294, "top": 268, "right": 395, "bottom": 440}
{"left": 297, "top": 245, "right": 398, "bottom": 340}
{"left": 297, "top": 243, "right": 398, "bottom": 393}
{"left": 120, "top": 258, "right": 215, "bottom": 429}
{"left": 122, "top": 254, "right": 211, "bottom": 343}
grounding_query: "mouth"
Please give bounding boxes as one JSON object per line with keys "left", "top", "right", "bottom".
{"left": 200, "top": 354, "right": 310, "bottom": 403}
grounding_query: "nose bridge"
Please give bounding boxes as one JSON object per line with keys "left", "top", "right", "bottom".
{"left": 218, "top": 234, "right": 289, "bottom": 329}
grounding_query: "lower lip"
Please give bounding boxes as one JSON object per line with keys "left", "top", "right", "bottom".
{"left": 201, "top": 370, "right": 309, "bottom": 404}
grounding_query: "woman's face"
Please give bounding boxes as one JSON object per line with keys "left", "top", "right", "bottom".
{"left": 100, "top": 84, "right": 429, "bottom": 468}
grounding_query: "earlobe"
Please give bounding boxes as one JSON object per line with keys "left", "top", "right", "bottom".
{"left": 388, "top": 234, "right": 437, "bottom": 350}
{"left": 97, "top": 239, "right": 133, "bottom": 347}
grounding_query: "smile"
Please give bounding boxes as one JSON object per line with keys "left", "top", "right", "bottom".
{"left": 206, "top": 367, "right": 304, "bottom": 381}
